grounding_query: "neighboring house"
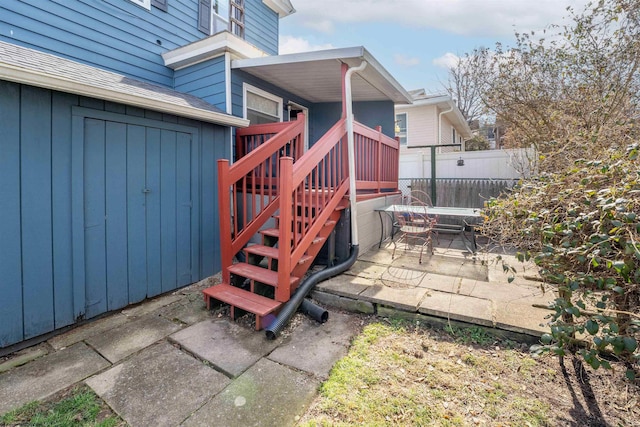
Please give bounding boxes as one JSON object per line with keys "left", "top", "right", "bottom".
{"left": 394, "top": 89, "right": 472, "bottom": 153}
{"left": 0, "top": 0, "right": 410, "bottom": 348}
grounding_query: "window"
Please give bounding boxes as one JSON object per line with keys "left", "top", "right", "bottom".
{"left": 395, "top": 112, "right": 407, "bottom": 145}
{"left": 212, "top": 0, "right": 230, "bottom": 34}
{"left": 230, "top": 0, "right": 245, "bottom": 38}
{"left": 128, "top": 0, "right": 151, "bottom": 9}
{"left": 452, "top": 127, "right": 456, "bottom": 145}
{"left": 244, "top": 84, "right": 282, "bottom": 124}
{"left": 198, "top": 0, "right": 244, "bottom": 37}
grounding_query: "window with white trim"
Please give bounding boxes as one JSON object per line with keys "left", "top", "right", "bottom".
{"left": 395, "top": 112, "right": 407, "bottom": 145}
{"left": 244, "top": 84, "right": 282, "bottom": 124}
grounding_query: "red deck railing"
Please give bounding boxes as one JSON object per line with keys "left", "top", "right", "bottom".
{"left": 353, "top": 122, "right": 400, "bottom": 195}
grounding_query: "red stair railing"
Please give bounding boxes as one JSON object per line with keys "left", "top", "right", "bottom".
{"left": 276, "top": 118, "right": 350, "bottom": 301}
{"left": 217, "top": 116, "right": 305, "bottom": 283}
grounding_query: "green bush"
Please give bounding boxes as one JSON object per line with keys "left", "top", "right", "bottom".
{"left": 483, "top": 144, "right": 640, "bottom": 378}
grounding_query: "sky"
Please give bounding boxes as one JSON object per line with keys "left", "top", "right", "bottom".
{"left": 278, "top": 0, "right": 590, "bottom": 94}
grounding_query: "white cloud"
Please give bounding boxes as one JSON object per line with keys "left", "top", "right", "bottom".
{"left": 279, "top": 35, "right": 335, "bottom": 54}
{"left": 394, "top": 54, "right": 420, "bottom": 67}
{"left": 432, "top": 52, "right": 459, "bottom": 69}
{"left": 287, "top": 0, "right": 589, "bottom": 37}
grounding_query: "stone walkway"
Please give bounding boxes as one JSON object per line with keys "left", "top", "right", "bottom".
{"left": 0, "top": 234, "right": 553, "bottom": 426}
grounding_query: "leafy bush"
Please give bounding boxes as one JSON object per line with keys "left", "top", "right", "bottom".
{"left": 483, "top": 144, "right": 640, "bottom": 377}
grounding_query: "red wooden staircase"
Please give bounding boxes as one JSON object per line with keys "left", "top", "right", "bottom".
{"left": 203, "top": 114, "right": 400, "bottom": 330}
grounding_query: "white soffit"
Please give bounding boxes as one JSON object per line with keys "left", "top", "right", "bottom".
{"left": 232, "top": 47, "right": 412, "bottom": 104}
{"left": 162, "top": 32, "right": 268, "bottom": 70}
{"left": 262, "top": 0, "right": 295, "bottom": 17}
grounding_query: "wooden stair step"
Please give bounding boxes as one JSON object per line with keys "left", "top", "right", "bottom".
{"left": 260, "top": 228, "right": 326, "bottom": 245}
{"left": 244, "top": 245, "right": 313, "bottom": 265}
{"left": 202, "top": 284, "right": 281, "bottom": 330}
{"left": 228, "top": 262, "right": 299, "bottom": 287}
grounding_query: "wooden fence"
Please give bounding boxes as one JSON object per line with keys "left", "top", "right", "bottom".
{"left": 399, "top": 178, "right": 518, "bottom": 208}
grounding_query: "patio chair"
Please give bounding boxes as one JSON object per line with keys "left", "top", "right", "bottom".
{"left": 409, "top": 189, "right": 440, "bottom": 244}
{"left": 391, "top": 195, "right": 437, "bottom": 263}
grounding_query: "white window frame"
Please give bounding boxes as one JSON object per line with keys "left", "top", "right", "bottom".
{"left": 211, "top": 0, "right": 230, "bottom": 35}
{"left": 395, "top": 112, "right": 408, "bottom": 146}
{"left": 128, "top": 0, "right": 151, "bottom": 10}
{"left": 243, "top": 83, "right": 283, "bottom": 123}
{"left": 287, "top": 101, "right": 309, "bottom": 151}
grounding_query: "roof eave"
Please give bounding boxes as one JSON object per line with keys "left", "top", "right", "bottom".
{"left": 262, "top": 0, "right": 295, "bottom": 17}
{"left": 0, "top": 63, "right": 249, "bottom": 128}
{"left": 232, "top": 46, "right": 413, "bottom": 104}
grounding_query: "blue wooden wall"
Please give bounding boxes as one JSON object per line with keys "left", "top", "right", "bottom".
{"left": 0, "top": 80, "right": 229, "bottom": 348}
{"left": 0, "top": 0, "right": 207, "bottom": 87}
{"left": 174, "top": 56, "right": 227, "bottom": 111}
{"left": 245, "top": 0, "right": 279, "bottom": 55}
{"left": 0, "top": 0, "right": 281, "bottom": 88}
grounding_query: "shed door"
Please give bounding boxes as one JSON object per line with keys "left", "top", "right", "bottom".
{"left": 81, "top": 117, "right": 194, "bottom": 318}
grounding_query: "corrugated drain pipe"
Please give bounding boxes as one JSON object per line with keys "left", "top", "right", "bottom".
{"left": 265, "top": 244, "right": 359, "bottom": 340}
{"left": 265, "top": 61, "right": 367, "bottom": 340}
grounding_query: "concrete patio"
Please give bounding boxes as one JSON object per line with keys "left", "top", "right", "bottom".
{"left": 0, "top": 233, "right": 553, "bottom": 426}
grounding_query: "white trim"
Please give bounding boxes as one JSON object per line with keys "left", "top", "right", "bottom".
{"left": 0, "top": 63, "right": 249, "bottom": 128}
{"left": 162, "top": 32, "right": 268, "bottom": 71}
{"left": 242, "top": 83, "right": 283, "bottom": 122}
{"left": 395, "top": 111, "right": 408, "bottom": 146}
{"left": 287, "top": 100, "right": 309, "bottom": 151}
{"left": 224, "top": 52, "right": 232, "bottom": 114}
{"left": 128, "top": 0, "right": 151, "bottom": 10}
{"left": 262, "top": 0, "right": 295, "bottom": 17}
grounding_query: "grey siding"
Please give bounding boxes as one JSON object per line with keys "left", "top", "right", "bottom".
{"left": 0, "top": 80, "right": 229, "bottom": 348}
{"left": 174, "top": 57, "right": 227, "bottom": 111}
{"left": 0, "top": 0, "right": 204, "bottom": 87}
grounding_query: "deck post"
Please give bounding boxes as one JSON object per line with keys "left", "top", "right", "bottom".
{"left": 217, "top": 159, "right": 232, "bottom": 283}
{"left": 277, "top": 157, "right": 294, "bottom": 302}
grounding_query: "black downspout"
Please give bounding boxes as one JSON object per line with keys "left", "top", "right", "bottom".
{"left": 265, "top": 244, "right": 359, "bottom": 340}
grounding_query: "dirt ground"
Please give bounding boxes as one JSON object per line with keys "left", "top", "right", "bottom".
{"left": 299, "top": 319, "right": 640, "bottom": 427}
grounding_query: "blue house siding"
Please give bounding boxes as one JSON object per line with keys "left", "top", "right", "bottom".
{"left": 231, "top": 69, "right": 311, "bottom": 121}
{"left": 244, "top": 0, "right": 279, "bottom": 55}
{"left": 174, "top": 57, "right": 227, "bottom": 111}
{"left": 0, "top": 80, "right": 230, "bottom": 348}
{"left": 0, "top": 0, "right": 206, "bottom": 87}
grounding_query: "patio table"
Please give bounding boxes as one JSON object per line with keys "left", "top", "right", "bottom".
{"left": 374, "top": 205, "right": 483, "bottom": 253}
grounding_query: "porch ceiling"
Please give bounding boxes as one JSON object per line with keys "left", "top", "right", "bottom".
{"left": 231, "top": 46, "right": 412, "bottom": 104}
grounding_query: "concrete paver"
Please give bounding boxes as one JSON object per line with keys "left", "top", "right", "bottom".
{"left": 314, "top": 274, "right": 371, "bottom": 297}
{"left": 360, "top": 283, "right": 430, "bottom": 311}
{"left": 182, "top": 358, "right": 319, "bottom": 427}
{"left": 86, "top": 341, "right": 230, "bottom": 427}
{"left": 85, "top": 315, "right": 181, "bottom": 363}
{"left": 494, "top": 301, "right": 549, "bottom": 335}
{"left": 48, "top": 313, "right": 130, "bottom": 351}
{"left": 268, "top": 311, "right": 361, "bottom": 379}
{"left": 170, "top": 319, "right": 281, "bottom": 378}
{"left": 418, "top": 290, "right": 495, "bottom": 327}
{"left": 0, "top": 342, "right": 109, "bottom": 414}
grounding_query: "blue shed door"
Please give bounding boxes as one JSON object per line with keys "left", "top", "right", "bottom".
{"left": 80, "top": 116, "right": 195, "bottom": 319}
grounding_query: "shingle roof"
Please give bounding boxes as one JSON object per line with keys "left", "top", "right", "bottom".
{"left": 0, "top": 40, "right": 248, "bottom": 127}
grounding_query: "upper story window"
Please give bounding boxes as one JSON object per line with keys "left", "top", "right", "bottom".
{"left": 199, "top": 0, "right": 244, "bottom": 37}
{"left": 244, "top": 84, "right": 282, "bottom": 124}
{"left": 395, "top": 112, "right": 407, "bottom": 146}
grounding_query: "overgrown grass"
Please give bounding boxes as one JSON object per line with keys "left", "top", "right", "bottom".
{"left": 299, "top": 321, "right": 552, "bottom": 426}
{"left": 0, "top": 385, "right": 123, "bottom": 427}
